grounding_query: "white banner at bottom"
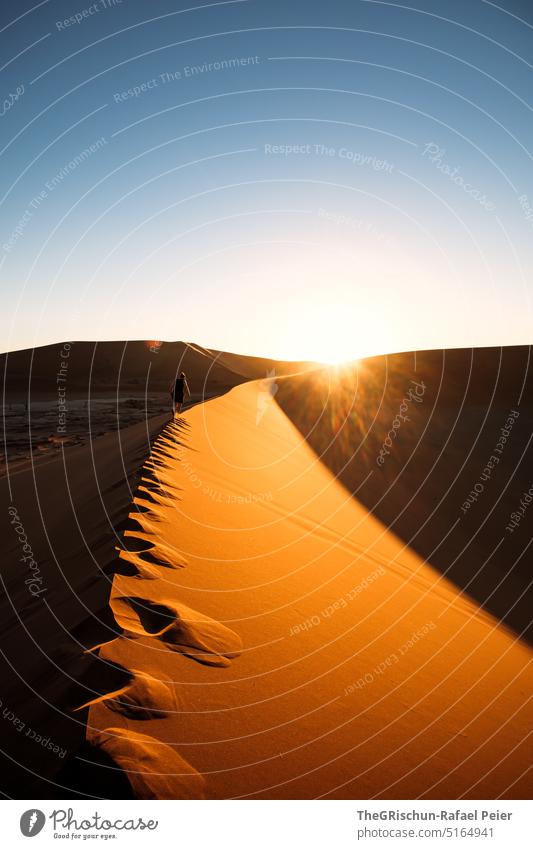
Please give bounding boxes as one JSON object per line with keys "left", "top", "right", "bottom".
{"left": 4, "top": 799, "right": 531, "bottom": 848}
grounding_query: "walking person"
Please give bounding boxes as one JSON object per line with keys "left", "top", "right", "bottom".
{"left": 170, "top": 371, "right": 191, "bottom": 416}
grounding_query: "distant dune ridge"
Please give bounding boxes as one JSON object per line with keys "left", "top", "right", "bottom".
{"left": 0, "top": 341, "right": 531, "bottom": 799}
{"left": 0, "top": 340, "right": 312, "bottom": 474}
{"left": 0, "top": 339, "right": 314, "bottom": 394}
{"left": 0, "top": 340, "right": 313, "bottom": 475}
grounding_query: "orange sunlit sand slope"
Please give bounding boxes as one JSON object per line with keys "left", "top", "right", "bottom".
{"left": 85, "top": 379, "right": 532, "bottom": 799}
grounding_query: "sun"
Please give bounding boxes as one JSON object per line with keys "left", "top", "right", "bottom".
{"left": 317, "top": 351, "right": 358, "bottom": 366}
{"left": 316, "top": 342, "right": 361, "bottom": 366}
{"left": 276, "top": 307, "right": 376, "bottom": 365}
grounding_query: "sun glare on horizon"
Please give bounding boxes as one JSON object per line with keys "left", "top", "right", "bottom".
{"left": 317, "top": 349, "right": 359, "bottom": 366}
{"left": 274, "top": 305, "right": 381, "bottom": 366}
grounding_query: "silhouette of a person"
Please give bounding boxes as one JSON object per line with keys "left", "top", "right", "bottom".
{"left": 170, "top": 371, "right": 191, "bottom": 416}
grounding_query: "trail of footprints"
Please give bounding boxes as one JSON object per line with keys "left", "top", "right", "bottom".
{"left": 83, "top": 418, "right": 242, "bottom": 799}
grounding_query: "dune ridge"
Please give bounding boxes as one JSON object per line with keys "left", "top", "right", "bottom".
{"left": 83, "top": 417, "right": 244, "bottom": 797}
{"left": 85, "top": 378, "right": 532, "bottom": 800}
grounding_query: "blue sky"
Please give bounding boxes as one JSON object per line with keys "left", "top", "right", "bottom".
{"left": 1, "top": 0, "right": 532, "bottom": 360}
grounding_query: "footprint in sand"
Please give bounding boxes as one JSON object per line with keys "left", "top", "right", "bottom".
{"left": 116, "top": 516, "right": 146, "bottom": 534}
{"left": 138, "top": 470, "right": 179, "bottom": 491}
{"left": 145, "top": 458, "right": 166, "bottom": 469}
{"left": 134, "top": 488, "right": 163, "bottom": 506}
{"left": 137, "top": 543, "right": 187, "bottom": 569}
{"left": 156, "top": 442, "right": 180, "bottom": 454}
{"left": 112, "top": 596, "right": 242, "bottom": 667}
{"left": 151, "top": 448, "right": 175, "bottom": 461}
{"left": 140, "top": 466, "right": 178, "bottom": 484}
{"left": 130, "top": 504, "right": 163, "bottom": 522}
{"left": 138, "top": 482, "right": 177, "bottom": 498}
{"left": 77, "top": 669, "right": 177, "bottom": 719}
{"left": 65, "top": 655, "right": 133, "bottom": 712}
{"left": 136, "top": 486, "right": 174, "bottom": 506}
{"left": 118, "top": 534, "right": 155, "bottom": 552}
{"left": 114, "top": 555, "right": 161, "bottom": 580}
{"left": 117, "top": 541, "right": 187, "bottom": 571}
{"left": 90, "top": 727, "right": 206, "bottom": 799}
{"left": 131, "top": 503, "right": 151, "bottom": 513}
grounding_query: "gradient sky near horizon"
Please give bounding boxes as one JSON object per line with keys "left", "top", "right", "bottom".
{"left": 1, "top": 0, "right": 532, "bottom": 362}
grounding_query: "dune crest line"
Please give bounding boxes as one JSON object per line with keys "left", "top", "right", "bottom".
{"left": 85, "top": 414, "right": 243, "bottom": 798}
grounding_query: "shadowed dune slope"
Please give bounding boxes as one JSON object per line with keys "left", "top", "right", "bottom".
{"left": 0, "top": 414, "right": 168, "bottom": 797}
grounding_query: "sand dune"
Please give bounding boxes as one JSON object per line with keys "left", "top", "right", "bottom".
{"left": 1, "top": 343, "right": 531, "bottom": 799}
{"left": 82, "top": 375, "right": 531, "bottom": 800}
{"left": 0, "top": 340, "right": 315, "bottom": 797}
{"left": 275, "top": 347, "right": 533, "bottom": 639}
